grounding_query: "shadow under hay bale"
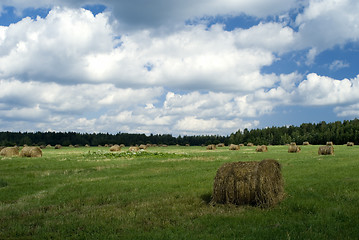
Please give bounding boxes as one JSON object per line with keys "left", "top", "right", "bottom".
{"left": 20, "top": 146, "right": 42, "bottom": 157}
{"left": 110, "top": 144, "right": 121, "bottom": 152}
{"left": 256, "top": 145, "right": 268, "bottom": 152}
{"left": 0, "top": 147, "right": 19, "bottom": 157}
{"left": 318, "top": 145, "right": 334, "bottom": 155}
{"left": 212, "top": 159, "right": 284, "bottom": 208}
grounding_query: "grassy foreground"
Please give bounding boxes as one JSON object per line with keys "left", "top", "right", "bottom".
{"left": 0, "top": 145, "right": 358, "bottom": 239}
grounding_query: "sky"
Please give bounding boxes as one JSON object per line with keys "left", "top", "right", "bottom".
{"left": 0, "top": 0, "right": 359, "bottom": 136}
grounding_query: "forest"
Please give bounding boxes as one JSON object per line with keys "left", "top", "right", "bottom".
{"left": 1, "top": 118, "right": 359, "bottom": 146}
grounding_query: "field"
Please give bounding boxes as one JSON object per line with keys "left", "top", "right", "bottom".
{"left": 1, "top": 145, "right": 359, "bottom": 239}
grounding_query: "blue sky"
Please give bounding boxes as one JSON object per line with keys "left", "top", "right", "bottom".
{"left": 0, "top": 0, "right": 359, "bottom": 135}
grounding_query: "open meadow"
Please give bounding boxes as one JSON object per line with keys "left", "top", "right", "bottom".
{"left": 1, "top": 145, "right": 359, "bottom": 239}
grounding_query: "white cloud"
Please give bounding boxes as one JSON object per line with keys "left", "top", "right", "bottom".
{"left": 329, "top": 60, "right": 349, "bottom": 71}
{"left": 296, "top": 73, "right": 359, "bottom": 105}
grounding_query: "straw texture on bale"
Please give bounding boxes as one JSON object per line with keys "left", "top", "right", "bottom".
{"left": 206, "top": 144, "right": 216, "bottom": 150}
{"left": 129, "top": 146, "right": 140, "bottom": 152}
{"left": 229, "top": 144, "right": 240, "bottom": 150}
{"left": 256, "top": 145, "right": 268, "bottom": 152}
{"left": 110, "top": 144, "right": 121, "bottom": 152}
{"left": 347, "top": 142, "right": 354, "bottom": 146}
{"left": 212, "top": 159, "right": 284, "bottom": 208}
{"left": 0, "top": 147, "right": 19, "bottom": 157}
{"left": 318, "top": 145, "right": 334, "bottom": 155}
{"left": 20, "top": 146, "right": 42, "bottom": 157}
{"left": 288, "top": 144, "right": 301, "bottom": 153}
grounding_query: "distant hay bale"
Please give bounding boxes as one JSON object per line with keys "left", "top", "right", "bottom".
{"left": 74, "top": 144, "right": 80, "bottom": 148}
{"left": 40, "top": 145, "right": 46, "bottom": 149}
{"left": 247, "top": 143, "right": 254, "bottom": 147}
{"left": 206, "top": 144, "right": 216, "bottom": 150}
{"left": 139, "top": 144, "right": 147, "bottom": 150}
{"left": 290, "top": 142, "right": 296, "bottom": 146}
{"left": 256, "top": 145, "right": 268, "bottom": 152}
{"left": 54, "top": 144, "right": 62, "bottom": 149}
{"left": 185, "top": 144, "right": 190, "bottom": 147}
{"left": 110, "top": 144, "right": 121, "bottom": 152}
{"left": 326, "top": 141, "right": 333, "bottom": 146}
{"left": 347, "top": 142, "right": 354, "bottom": 146}
{"left": 46, "top": 144, "right": 52, "bottom": 148}
{"left": 212, "top": 159, "right": 284, "bottom": 208}
{"left": 217, "top": 143, "right": 225, "bottom": 147}
{"left": 85, "top": 144, "right": 90, "bottom": 147}
{"left": 303, "top": 141, "right": 310, "bottom": 145}
{"left": 0, "top": 147, "right": 19, "bottom": 157}
{"left": 20, "top": 146, "right": 42, "bottom": 157}
{"left": 288, "top": 144, "right": 301, "bottom": 153}
{"left": 104, "top": 144, "right": 109, "bottom": 147}
{"left": 229, "top": 144, "right": 240, "bottom": 150}
{"left": 239, "top": 144, "right": 244, "bottom": 147}
{"left": 318, "top": 145, "right": 334, "bottom": 155}
{"left": 129, "top": 146, "right": 140, "bottom": 152}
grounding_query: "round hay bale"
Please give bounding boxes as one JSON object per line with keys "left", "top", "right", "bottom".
{"left": 217, "top": 143, "right": 225, "bottom": 147}
{"left": 206, "top": 144, "right": 216, "bottom": 150}
{"left": 347, "top": 142, "right": 354, "bottom": 146}
{"left": 110, "top": 144, "right": 121, "bottom": 152}
{"left": 139, "top": 144, "right": 147, "bottom": 150}
{"left": 318, "top": 145, "right": 334, "bottom": 155}
{"left": 247, "top": 143, "right": 254, "bottom": 147}
{"left": 20, "top": 146, "right": 42, "bottom": 157}
{"left": 290, "top": 142, "right": 296, "bottom": 146}
{"left": 239, "top": 144, "right": 244, "bottom": 147}
{"left": 0, "top": 147, "right": 19, "bottom": 157}
{"left": 288, "top": 145, "right": 301, "bottom": 153}
{"left": 129, "top": 146, "right": 140, "bottom": 152}
{"left": 54, "top": 144, "right": 62, "bottom": 149}
{"left": 40, "top": 145, "right": 46, "bottom": 149}
{"left": 303, "top": 141, "right": 310, "bottom": 145}
{"left": 212, "top": 159, "right": 284, "bottom": 208}
{"left": 85, "top": 144, "right": 90, "bottom": 147}
{"left": 326, "top": 141, "right": 333, "bottom": 146}
{"left": 229, "top": 144, "right": 240, "bottom": 150}
{"left": 46, "top": 144, "right": 52, "bottom": 148}
{"left": 256, "top": 145, "right": 268, "bottom": 152}
{"left": 120, "top": 144, "right": 125, "bottom": 148}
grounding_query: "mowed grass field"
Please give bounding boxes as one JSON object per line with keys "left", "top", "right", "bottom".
{"left": 1, "top": 145, "right": 359, "bottom": 239}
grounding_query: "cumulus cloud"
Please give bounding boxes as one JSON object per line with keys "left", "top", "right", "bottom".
{"left": 0, "top": 1, "right": 359, "bottom": 135}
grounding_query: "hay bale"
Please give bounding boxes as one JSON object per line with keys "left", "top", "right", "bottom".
{"left": 206, "top": 144, "right": 216, "bottom": 150}
{"left": 247, "top": 143, "right": 254, "bottom": 147}
{"left": 239, "top": 144, "right": 244, "bottom": 147}
{"left": 217, "top": 143, "right": 225, "bottom": 147}
{"left": 85, "top": 144, "right": 90, "bottom": 147}
{"left": 212, "top": 159, "right": 284, "bottom": 208}
{"left": 347, "top": 142, "right": 354, "bottom": 146}
{"left": 46, "top": 144, "right": 52, "bottom": 148}
{"left": 20, "top": 146, "right": 42, "bottom": 157}
{"left": 288, "top": 144, "right": 301, "bottom": 153}
{"left": 54, "top": 144, "right": 62, "bottom": 149}
{"left": 303, "top": 141, "right": 310, "bottom": 145}
{"left": 290, "top": 142, "right": 296, "bottom": 146}
{"left": 256, "top": 145, "right": 268, "bottom": 152}
{"left": 0, "top": 147, "right": 19, "bottom": 157}
{"left": 129, "top": 146, "right": 140, "bottom": 152}
{"left": 318, "top": 145, "right": 334, "bottom": 155}
{"left": 139, "top": 144, "right": 147, "bottom": 150}
{"left": 326, "top": 141, "right": 333, "bottom": 146}
{"left": 110, "top": 144, "right": 121, "bottom": 152}
{"left": 229, "top": 144, "right": 240, "bottom": 150}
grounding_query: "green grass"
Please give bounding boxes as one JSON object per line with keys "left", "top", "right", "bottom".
{"left": 1, "top": 145, "right": 359, "bottom": 239}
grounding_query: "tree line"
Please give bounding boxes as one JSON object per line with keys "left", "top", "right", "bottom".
{"left": 1, "top": 119, "right": 359, "bottom": 147}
